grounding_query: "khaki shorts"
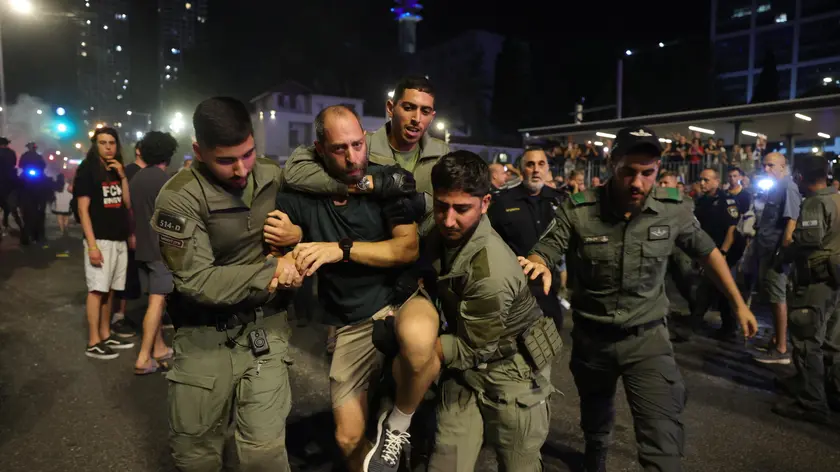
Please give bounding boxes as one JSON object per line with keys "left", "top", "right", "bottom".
{"left": 329, "top": 290, "right": 432, "bottom": 409}
{"left": 758, "top": 252, "right": 788, "bottom": 304}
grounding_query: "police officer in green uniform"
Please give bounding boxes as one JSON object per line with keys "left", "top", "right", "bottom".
{"left": 519, "top": 127, "right": 758, "bottom": 472}
{"left": 772, "top": 155, "right": 840, "bottom": 425}
{"left": 277, "top": 76, "right": 448, "bottom": 235}
{"left": 153, "top": 97, "right": 301, "bottom": 472}
{"left": 423, "top": 151, "right": 559, "bottom": 471}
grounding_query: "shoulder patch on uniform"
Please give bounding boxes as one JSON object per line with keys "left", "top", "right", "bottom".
{"left": 726, "top": 198, "right": 736, "bottom": 205}
{"left": 654, "top": 186, "right": 683, "bottom": 202}
{"left": 570, "top": 191, "right": 596, "bottom": 206}
{"left": 163, "top": 168, "right": 198, "bottom": 192}
{"left": 470, "top": 247, "right": 491, "bottom": 281}
{"left": 802, "top": 219, "right": 819, "bottom": 228}
{"left": 728, "top": 206, "right": 739, "bottom": 218}
{"left": 155, "top": 210, "right": 188, "bottom": 234}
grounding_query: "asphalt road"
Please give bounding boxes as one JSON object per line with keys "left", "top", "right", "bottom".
{"left": 0, "top": 222, "right": 838, "bottom": 472}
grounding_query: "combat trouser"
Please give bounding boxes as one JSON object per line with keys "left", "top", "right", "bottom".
{"left": 167, "top": 312, "right": 292, "bottom": 472}
{"left": 787, "top": 281, "right": 840, "bottom": 415}
{"left": 570, "top": 318, "right": 686, "bottom": 472}
{"left": 428, "top": 353, "right": 552, "bottom": 472}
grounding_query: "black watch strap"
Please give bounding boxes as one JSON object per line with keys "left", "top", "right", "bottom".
{"left": 339, "top": 238, "right": 353, "bottom": 262}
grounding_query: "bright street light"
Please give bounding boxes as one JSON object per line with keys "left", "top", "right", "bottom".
{"left": 812, "top": 147, "right": 820, "bottom": 153}
{"left": 88, "top": 130, "right": 94, "bottom": 138}
{"left": 741, "top": 130, "right": 759, "bottom": 137}
{"left": 56, "top": 123, "right": 67, "bottom": 133}
{"left": 596, "top": 131, "right": 616, "bottom": 139}
{"left": 436, "top": 121, "right": 445, "bottom": 130}
{"left": 74, "top": 142, "right": 82, "bottom": 149}
{"left": 625, "top": 49, "right": 632, "bottom": 56}
{"left": 387, "top": 90, "right": 395, "bottom": 99}
{"left": 688, "top": 125, "right": 715, "bottom": 135}
{"left": 36, "top": 109, "right": 43, "bottom": 115}
{"left": 823, "top": 77, "right": 833, "bottom": 84}
{"left": 55, "top": 150, "right": 61, "bottom": 155}
{"left": 56, "top": 107, "right": 66, "bottom": 116}
{"left": 818, "top": 132, "right": 831, "bottom": 139}
{"left": 126, "top": 110, "right": 132, "bottom": 116}
{"left": 169, "top": 112, "right": 186, "bottom": 133}
{"left": 795, "top": 113, "right": 812, "bottom": 121}
{"left": 10, "top": 0, "right": 34, "bottom": 15}
{"left": 135, "top": 131, "right": 144, "bottom": 140}
{"left": 95, "top": 123, "right": 104, "bottom": 129}
{"left": 658, "top": 42, "right": 665, "bottom": 48}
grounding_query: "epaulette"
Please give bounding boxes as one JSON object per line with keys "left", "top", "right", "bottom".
{"left": 470, "top": 247, "right": 491, "bottom": 281}
{"left": 570, "top": 190, "right": 597, "bottom": 206}
{"left": 163, "top": 167, "right": 198, "bottom": 192}
{"left": 257, "top": 156, "right": 281, "bottom": 169}
{"left": 653, "top": 186, "right": 683, "bottom": 202}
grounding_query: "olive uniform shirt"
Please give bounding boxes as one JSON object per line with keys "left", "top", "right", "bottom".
{"left": 151, "top": 158, "right": 285, "bottom": 311}
{"left": 529, "top": 183, "right": 717, "bottom": 327}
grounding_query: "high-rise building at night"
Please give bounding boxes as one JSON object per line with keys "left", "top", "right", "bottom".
{"left": 75, "top": 0, "right": 131, "bottom": 127}
{"left": 392, "top": 1, "right": 423, "bottom": 54}
{"left": 712, "top": 0, "right": 840, "bottom": 104}
{"left": 157, "top": 1, "right": 208, "bottom": 109}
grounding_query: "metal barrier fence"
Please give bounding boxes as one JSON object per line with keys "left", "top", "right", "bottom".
{"left": 574, "top": 155, "right": 740, "bottom": 186}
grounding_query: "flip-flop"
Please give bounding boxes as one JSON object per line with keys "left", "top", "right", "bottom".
{"left": 154, "top": 348, "right": 174, "bottom": 363}
{"left": 134, "top": 358, "right": 161, "bottom": 376}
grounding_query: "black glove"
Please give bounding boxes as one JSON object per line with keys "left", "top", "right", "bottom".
{"left": 392, "top": 270, "right": 420, "bottom": 305}
{"left": 372, "top": 166, "right": 416, "bottom": 198}
{"left": 383, "top": 192, "right": 426, "bottom": 226}
{"left": 372, "top": 316, "right": 399, "bottom": 357}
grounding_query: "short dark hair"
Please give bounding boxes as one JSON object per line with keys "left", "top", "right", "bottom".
{"left": 193, "top": 97, "right": 253, "bottom": 149}
{"left": 392, "top": 76, "right": 435, "bottom": 103}
{"left": 431, "top": 150, "right": 490, "bottom": 197}
{"left": 314, "top": 104, "right": 363, "bottom": 144}
{"left": 139, "top": 131, "right": 178, "bottom": 167}
{"left": 727, "top": 166, "right": 743, "bottom": 176}
{"left": 659, "top": 170, "right": 676, "bottom": 180}
{"left": 701, "top": 167, "right": 719, "bottom": 178}
{"left": 795, "top": 155, "right": 829, "bottom": 183}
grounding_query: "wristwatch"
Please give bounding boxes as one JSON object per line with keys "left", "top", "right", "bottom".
{"left": 339, "top": 237, "right": 353, "bottom": 262}
{"left": 355, "top": 176, "right": 372, "bottom": 192}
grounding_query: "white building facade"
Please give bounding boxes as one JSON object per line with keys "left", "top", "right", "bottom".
{"left": 251, "top": 84, "right": 386, "bottom": 164}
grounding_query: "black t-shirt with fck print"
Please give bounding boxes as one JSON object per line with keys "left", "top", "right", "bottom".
{"left": 73, "top": 158, "right": 130, "bottom": 241}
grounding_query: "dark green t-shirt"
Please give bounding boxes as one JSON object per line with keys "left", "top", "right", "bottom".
{"left": 275, "top": 190, "right": 398, "bottom": 326}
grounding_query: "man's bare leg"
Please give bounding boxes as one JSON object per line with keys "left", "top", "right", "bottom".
{"left": 98, "top": 290, "right": 113, "bottom": 342}
{"left": 772, "top": 302, "right": 788, "bottom": 354}
{"left": 334, "top": 393, "right": 370, "bottom": 472}
{"left": 86, "top": 291, "right": 105, "bottom": 346}
{"left": 389, "top": 296, "right": 441, "bottom": 429}
{"left": 135, "top": 294, "right": 168, "bottom": 369}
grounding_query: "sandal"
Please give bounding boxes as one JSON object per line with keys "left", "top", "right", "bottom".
{"left": 154, "top": 347, "right": 174, "bottom": 363}
{"left": 134, "top": 358, "right": 161, "bottom": 376}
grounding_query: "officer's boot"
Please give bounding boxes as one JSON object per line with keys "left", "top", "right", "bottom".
{"left": 583, "top": 444, "right": 608, "bottom": 472}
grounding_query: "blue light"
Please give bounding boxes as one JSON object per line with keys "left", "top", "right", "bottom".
{"left": 56, "top": 107, "right": 66, "bottom": 116}
{"left": 57, "top": 123, "right": 68, "bottom": 133}
{"left": 27, "top": 169, "right": 36, "bottom": 176}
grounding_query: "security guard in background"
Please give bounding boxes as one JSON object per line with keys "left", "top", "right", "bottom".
{"left": 488, "top": 146, "right": 566, "bottom": 329}
{"left": 519, "top": 126, "right": 758, "bottom": 472}
{"left": 686, "top": 168, "right": 742, "bottom": 339}
{"left": 17, "top": 141, "right": 49, "bottom": 245}
{"left": 772, "top": 155, "right": 840, "bottom": 425}
{"left": 153, "top": 97, "right": 300, "bottom": 472}
{"left": 425, "top": 151, "right": 557, "bottom": 471}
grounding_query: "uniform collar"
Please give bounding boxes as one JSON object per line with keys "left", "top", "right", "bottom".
{"left": 193, "top": 160, "right": 273, "bottom": 211}
{"left": 812, "top": 186, "right": 837, "bottom": 197}
{"left": 426, "top": 215, "right": 493, "bottom": 275}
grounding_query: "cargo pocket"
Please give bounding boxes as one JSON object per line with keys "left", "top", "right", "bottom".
{"left": 789, "top": 307, "right": 819, "bottom": 340}
{"left": 166, "top": 369, "right": 220, "bottom": 436}
{"left": 514, "top": 393, "right": 551, "bottom": 455}
{"left": 640, "top": 241, "right": 671, "bottom": 292}
{"left": 581, "top": 244, "right": 615, "bottom": 290}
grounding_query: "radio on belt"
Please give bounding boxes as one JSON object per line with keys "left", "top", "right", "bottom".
{"left": 248, "top": 328, "right": 270, "bottom": 356}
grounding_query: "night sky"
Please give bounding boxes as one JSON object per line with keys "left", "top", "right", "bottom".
{"left": 2, "top": 0, "right": 710, "bottom": 130}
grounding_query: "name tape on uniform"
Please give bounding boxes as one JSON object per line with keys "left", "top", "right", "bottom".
{"left": 648, "top": 226, "right": 670, "bottom": 240}
{"left": 160, "top": 234, "right": 185, "bottom": 248}
{"left": 157, "top": 211, "right": 187, "bottom": 234}
{"left": 583, "top": 236, "right": 609, "bottom": 244}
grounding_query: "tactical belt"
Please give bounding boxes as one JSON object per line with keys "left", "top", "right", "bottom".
{"left": 574, "top": 315, "right": 664, "bottom": 340}
{"left": 178, "top": 306, "right": 280, "bottom": 331}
